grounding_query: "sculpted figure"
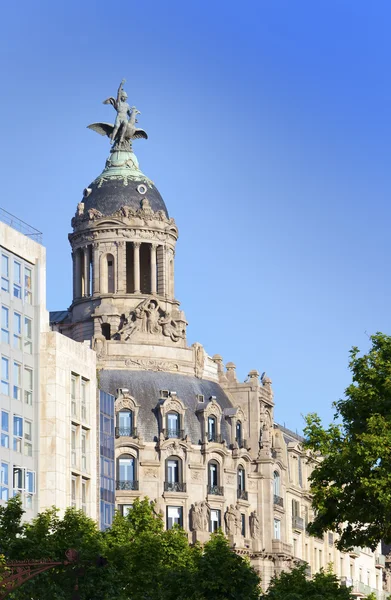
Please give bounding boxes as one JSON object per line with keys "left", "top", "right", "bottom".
{"left": 235, "top": 504, "right": 242, "bottom": 535}
{"left": 103, "top": 79, "right": 131, "bottom": 143}
{"left": 250, "top": 510, "right": 260, "bottom": 539}
{"left": 159, "top": 312, "right": 182, "bottom": 342}
{"left": 225, "top": 505, "right": 237, "bottom": 536}
{"left": 200, "top": 501, "right": 209, "bottom": 531}
{"left": 190, "top": 503, "right": 203, "bottom": 532}
{"left": 146, "top": 301, "right": 160, "bottom": 334}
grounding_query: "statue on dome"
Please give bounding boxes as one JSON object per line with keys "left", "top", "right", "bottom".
{"left": 87, "top": 79, "right": 148, "bottom": 150}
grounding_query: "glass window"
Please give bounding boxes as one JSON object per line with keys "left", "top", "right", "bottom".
{"left": 26, "top": 471, "right": 35, "bottom": 493}
{"left": 236, "top": 421, "right": 242, "bottom": 443}
{"left": 210, "top": 509, "right": 221, "bottom": 533}
{"left": 81, "top": 430, "right": 87, "bottom": 471}
{"left": 0, "top": 462, "right": 8, "bottom": 501}
{"left": 118, "top": 456, "right": 134, "bottom": 482}
{"left": 81, "top": 379, "right": 87, "bottom": 421}
{"left": 71, "top": 375, "right": 77, "bottom": 417}
{"left": 24, "top": 318, "right": 32, "bottom": 354}
{"left": 167, "top": 506, "right": 183, "bottom": 529}
{"left": 13, "top": 262, "right": 22, "bottom": 299}
{"left": 1, "top": 306, "right": 9, "bottom": 344}
{"left": 241, "top": 514, "right": 246, "bottom": 536}
{"left": 13, "top": 416, "right": 23, "bottom": 452}
{"left": 1, "top": 357, "right": 9, "bottom": 395}
{"left": 208, "top": 461, "right": 218, "bottom": 487}
{"left": 167, "top": 412, "right": 179, "bottom": 437}
{"left": 24, "top": 267, "right": 32, "bottom": 304}
{"left": 120, "top": 504, "right": 133, "bottom": 516}
{"left": 13, "top": 312, "right": 21, "bottom": 350}
{"left": 273, "top": 471, "right": 280, "bottom": 497}
{"left": 71, "top": 476, "right": 77, "bottom": 507}
{"left": 238, "top": 467, "right": 245, "bottom": 491}
{"left": 274, "top": 518, "right": 281, "bottom": 539}
{"left": 24, "top": 420, "right": 32, "bottom": 457}
{"left": 13, "top": 466, "right": 24, "bottom": 490}
{"left": 1, "top": 411, "right": 9, "bottom": 448}
{"left": 167, "top": 458, "right": 179, "bottom": 483}
{"left": 13, "top": 362, "right": 22, "bottom": 400}
{"left": 118, "top": 410, "right": 133, "bottom": 435}
{"left": 1, "top": 255, "right": 9, "bottom": 292}
{"left": 71, "top": 426, "right": 77, "bottom": 467}
{"left": 24, "top": 367, "right": 33, "bottom": 405}
{"left": 208, "top": 416, "right": 217, "bottom": 441}
{"left": 81, "top": 479, "right": 87, "bottom": 514}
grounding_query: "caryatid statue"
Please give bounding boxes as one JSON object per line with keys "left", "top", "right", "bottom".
{"left": 87, "top": 79, "right": 148, "bottom": 150}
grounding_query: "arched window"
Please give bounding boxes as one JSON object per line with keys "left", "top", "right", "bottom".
{"left": 166, "top": 412, "right": 180, "bottom": 438}
{"left": 236, "top": 421, "right": 242, "bottom": 447}
{"left": 208, "top": 460, "right": 222, "bottom": 495}
{"left": 116, "top": 409, "right": 134, "bottom": 437}
{"left": 207, "top": 416, "right": 217, "bottom": 442}
{"left": 238, "top": 466, "right": 245, "bottom": 491}
{"left": 273, "top": 471, "right": 280, "bottom": 497}
{"left": 165, "top": 456, "right": 185, "bottom": 492}
{"left": 107, "top": 254, "right": 115, "bottom": 293}
{"left": 117, "top": 455, "right": 137, "bottom": 490}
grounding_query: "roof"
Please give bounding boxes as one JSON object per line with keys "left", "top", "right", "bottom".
{"left": 49, "top": 310, "right": 70, "bottom": 324}
{"left": 99, "top": 370, "right": 235, "bottom": 444}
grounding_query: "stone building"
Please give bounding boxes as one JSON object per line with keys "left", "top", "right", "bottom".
{"left": 46, "top": 99, "right": 387, "bottom": 596}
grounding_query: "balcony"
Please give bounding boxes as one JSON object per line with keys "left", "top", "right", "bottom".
{"left": 340, "top": 578, "right": 388, "bottom": 598}
{"left": 348, "top": 547, "right": 361, "bottom": 558}
{"left": 375, "top": 553, "right": 386, "bottom": 568}
{"left": 207, "top": 433, "right": 223, "bottom": 443}
{"left": 208, "top": 485, "right": 224, "bottom": 496}
{"left": 274, "top": 495, "right": 284, "bottom": 508}
{"left": 116, "top": 480, "right": 139, "bottom": 491}
{"left": 164, "top": 481, "right": 187, "bottom": 493}
{"left": 237, "top": 489, "right": 248, "bottom": 501}
{"left": 115, "top": 426, "right": 138, "bottom": 438}
{"left": 163, "top": 428, "right": 184, "bottom": 440}
{"left": 292, "top": 515, "right": 304, "bottom": 531}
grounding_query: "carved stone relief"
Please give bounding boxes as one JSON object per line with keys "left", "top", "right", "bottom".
{"left": 193, "top": 343, "right": 205, "bottom": 379}
{"left": 190, "top": 501, "right": 209, "bottom": 532}
{"left": 250, "top": 510, "right": 261, "bottom": 539}
{"left": 115, "top": 298, "right": 186, "bottom": 343}
{"left": 124, "top": 358, "right": 179, "bottom": 372}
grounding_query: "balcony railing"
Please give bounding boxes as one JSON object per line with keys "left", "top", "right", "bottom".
{"left": 208, "top": 485, "right": 224, "bottom": 496}
{"left": 115, "top": 426, "right": 138, "bottom": 438}
{"left": 274, "top": 494, "right": 284, "bottom": 507}
{"left": 163, "top": 428, "right": 184, "bottom": 439}
{"left": 292, "top": 515, "right": 304, "bottom": 530}
{"left": 340, "top": 578, "right": 389, "bottom": 599}
{"left": 207, "top": 433, "right": 223, "bottom": 443}
{"left": 164, "top": 481, "right": 187, "bottom": 493}
{"left": 116, "top": 480, "right": 139, "bottom": 491}
{"left": 348, "top": 546, "right": 361, "bottom": 558}
{"left": 237, "top": 489, "right": 248, "bottom": 501}
{"left": 375, "top": 553, "right": 386, "bottom": 568}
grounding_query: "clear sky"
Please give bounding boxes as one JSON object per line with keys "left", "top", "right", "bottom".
{"left": 0, "top": 0, "right": 390, "bottom": 433}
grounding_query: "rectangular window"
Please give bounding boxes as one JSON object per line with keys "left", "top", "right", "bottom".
{"left": 241, "top": 513, "right": 246, "bottom": 537}
{"left": 13, "top": 362, "right": 22, "bottom": 400}
{"left": 1, "top": 411, "right": 9, "bottom": 448}
{"left": 81, "top": 379, "right": 87, "bottom": 421}
{"left": 273, "top": 518, "right": 281, "bottom": 540}
{"left": 24, "top": 318, "right": 32, "bottom": 354}
{"left": 120, "top": 504, "right": 133, "bottom": 516}
{"left": 13, "top": 467, "right": 24, "bottom": 491}
{"left": 24, "top": 420, "right": 32, "bottom": 457}
{"left": 1, "top": 357, "right": 9, "bottom": 395}
{"left": 167, "top": 506, "right": 183, "bottom": 529}
{"left": 71, "top": 375, "right": 77, "bottom": 417}
{"left": 13, "top": 261, "right": 22, "bottom": 299}
{"left": 1, "top": 306, "right": 9, "bottom": 344}
{"left": 24, "top": 267, "right": 32, "bottom": 304}
{"left": 26, "top": 471, "right": 35, "bottom": 493}
{"left": 0, "top": 462, "right": 8, "bottom": 501}
{"left": 13, "top": 312, "right": 21, "bottom": 350}
{"left": 13, "top": 415, "right": 23, "bottom": 452}
{"left": 81, "top": 430, "right": 87, "bottom": 471}
{"left": 71, "top": 426, "right": 77, "bottom": 467}
{"left": 71, "top": 476, "right": 77, "bottom": 507}
{"left": 210, "top": 509, "right": 221, "bottom": 533}
{"left": 24, "top": 367, "right": 33, "bottom": 405}
{"left": 1, "top": 255, "right": 9, "bottom": 293}
{"left": 81, "top": 479, "right": 87, "bottom": 514}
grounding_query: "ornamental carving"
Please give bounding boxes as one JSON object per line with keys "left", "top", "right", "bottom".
{"left": 124, "top": 358, "right": 179, "bottom": 372}
{"left": 190, "top": 501, "right": 209, "bottom": 532}
{"left": 71, "top": 202, "right": 103, "bottom": 228}
{"left": 193, "top": 343, "right": 205, "bottom": 379}
{"left": 143, "top": 468, "right": 158, "bottom": 478}
{"left": 115, "top": 298, "right": 185, "bottom": 343}
{"left": 250, "top": 510, "right": 261, "bottom": 539}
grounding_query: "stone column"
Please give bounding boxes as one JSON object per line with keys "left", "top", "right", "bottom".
{"left": 117, "top": 241, "right": 126, "bottom": 293}
{"left": 150, "top": 243, "right": 157, "bottom": 295}
{"left": 133, "top": 242, "right": 141, "bottom": 293}
{"left": 83, "top": 246, "right": 90, "bottom": 296}
{"left": 74, "top": 249, "right": 82, "bottom": 299}
{"left": 92, "top": 243, "right": 100, "bottom": 295}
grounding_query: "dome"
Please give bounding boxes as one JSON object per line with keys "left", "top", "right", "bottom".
{"left": 83, "top": 148, "right": 169, "bottom": 218}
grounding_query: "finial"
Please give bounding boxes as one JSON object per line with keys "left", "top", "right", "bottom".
{"left": 87, "top": 79, "right": 148, "bottom": 151}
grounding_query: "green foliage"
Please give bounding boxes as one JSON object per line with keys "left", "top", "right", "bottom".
{"left": 0, "top": 496, "right": 260, "bottom": 600}
{"left": 260, "top": 564, "right": 353, "bottom": 599}
{"left": 304, "top": 333, "right": 391, "bottom": 550}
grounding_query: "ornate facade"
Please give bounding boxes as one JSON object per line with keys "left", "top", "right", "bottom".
{"left": 47, "top": 85, "right": 388, "bottom": 596}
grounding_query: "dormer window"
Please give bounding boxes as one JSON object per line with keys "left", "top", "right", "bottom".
{"left": 116, "top": 409, "right": 135, "bottom": 437}
{"left": 207, "top": 416, "right": 217, "bottom": 442}
{"left": 160, "top": 390, "right": 170, "bottom": 399}
{"left": 197, "top": 394, "right": 204, "bottom": 403}
{"left": 236, "top": 421, "right": 243, "bottom": 446}
{"left": 166, "top": 412, "right": 181, "bottom": 438}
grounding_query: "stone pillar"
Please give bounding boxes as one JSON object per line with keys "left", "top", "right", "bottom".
{"left": 92, "top": 243, "right": 99, "bottom": 295}
{"left": 117, "top": 241, "right": 126, "bottom": 293}
{"left": 74, "top": 249, "right": 82, "bottom": 299}
{"left": 83, "top": 246, "right": 90, "bottom": 296}
{"left": 133, "top": 242, "right": 141, "bottom": 293}
{"left": 150, "top": 243, "right": 157, "bottom": 295}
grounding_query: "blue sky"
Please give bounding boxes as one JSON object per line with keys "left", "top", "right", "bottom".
{"left": 0, "top": 0, "right": 390, "bottom": 432}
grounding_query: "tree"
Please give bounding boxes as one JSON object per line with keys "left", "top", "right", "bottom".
{"left": 304, "top": 333, "right": 391, "bottom": 550}
{"left": 260, "top": 564, "right": 354, "bottom": 599}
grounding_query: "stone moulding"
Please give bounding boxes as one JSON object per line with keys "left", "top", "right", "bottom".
{"left": 124, "top": 358, "right": 179, "bottom": 372}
